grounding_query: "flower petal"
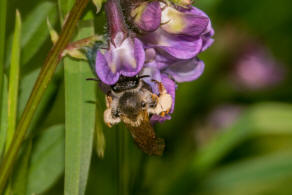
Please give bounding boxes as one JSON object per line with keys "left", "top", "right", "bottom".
{"left": 120, "top": 38, "right": 145, "bottom": 77}
{"left": 95, "top": 38, "right": 145, "bottom": 85}
{"left": 188, "top": 6, "right": 215, "bottom": 51}
{"left": 132, "top": 1, "right": 161, "bottom": 32}
{"left": 141, "top": 61, "right": 162, "bottom": 94}
{"left": 141, "top": 28, "right": 203, "bottom": 60}
{"left": 95, "top": 51, "right": 120, "bottom": 85}
{"left": 161, "top": 6, "right": 209, "bottom": 37}
{"left": 164, "top": 57, "right": 205, "bottom": 82}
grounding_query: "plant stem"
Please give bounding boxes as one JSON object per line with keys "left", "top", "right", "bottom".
{"left": 0, "top": 0, "right": 89, "bottom": 192}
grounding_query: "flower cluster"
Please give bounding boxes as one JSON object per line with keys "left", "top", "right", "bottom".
{"left": 95, "top": 0, "right": 214, "bottom": 123}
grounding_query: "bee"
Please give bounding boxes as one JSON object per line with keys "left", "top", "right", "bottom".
{"left": 103, "top": 75, "right": 172, "bottom": 155}
{"left": 85, "top": 45, "right": 171, "bottom": 155}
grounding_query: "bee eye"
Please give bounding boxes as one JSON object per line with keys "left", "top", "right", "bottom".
{"left": 141, "top": 102, "right": 146, "bottom": 108}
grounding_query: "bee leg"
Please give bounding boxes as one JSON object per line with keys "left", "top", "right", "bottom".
{"left": 151, "top": 94, "right": 158, "bottom": 107}
{"left": 151, "top": 82, "right": 172, "bottom": 116}
{"left": 105, "top": 95, "right": 112, "bottom": 108}
{"left": 157, "top": 82, "right": 167, "bottom": 95}
{"left": 104, "top": 108, "right": 120, "bottom": 128}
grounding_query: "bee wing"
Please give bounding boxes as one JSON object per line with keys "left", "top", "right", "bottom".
{"left": 125, "top": 111, "right": 165, "bottom": 156}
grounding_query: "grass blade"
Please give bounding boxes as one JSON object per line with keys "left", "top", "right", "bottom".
{"left": 0, "top": 0, "right": 90, "bottom": 192}
{"left": 64, "top": 20, "right": 96, "bottom": 195}
{"left": 27, "top": 125, "right": 65, "bottom": 195}
{"left": 11, "top": 140, "right": 32, "bottom": 195}
{"left": 166, "top": 102, "right": 292, "bottom": 195}
{"left": 5, "top": 2, "right": 57, "bottom": 68}
{"left": 0, "top": 75, "right": 8, "bottom": 159}
{"left": 6, "top": 10, "right": 21, "bottom": 152}
{"left": 200, "top": 151, "right": 292, "bottom": 194}
{"left": 0, "top": 0, "right": 7, "bottom": 123}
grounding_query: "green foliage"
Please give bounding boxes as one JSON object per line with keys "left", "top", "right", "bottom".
{"left": 0, "top": 0, "right": 7, "bottom": 118}
{"left": 0, "top": 0, "right": 292, "bottom": 194}
{"left": 0, "top": 76, "right": 8, "bottom": 158}
{"left": 11, "top": 141, "right": 32, "bottom": 195}
{"left": 64, "top": 20, "right": 96, "bottom": 195}
{"left": 0, "top": 0, "right": 90, "bottom": 193}
{"left": 6, "top": 10, "right": 21, "bottom": 152}
{"left": 27, "top": 125, "right": 65, "bottom": 195}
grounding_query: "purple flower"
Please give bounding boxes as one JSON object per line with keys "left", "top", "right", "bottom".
{"left": 131, "top": 1, "right": 214, "bottom": 60}
{"left": 95, "top": 0, "right": 145, "bottom": 85}
{"left": 93, "top": 0, "right": 214, "bottom": 124}
{"left": 232, "top": 44, "right": 285, "bottom": 90}
{"left": 140, "top": 48, "right": 205, "bottom": 123}
{"left": 131, "top": 1, "right": 161, "bottom": 32}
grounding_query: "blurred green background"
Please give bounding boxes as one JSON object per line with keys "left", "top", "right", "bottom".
{"left": 1, "top": 0, "right": 292, "bottom": 194}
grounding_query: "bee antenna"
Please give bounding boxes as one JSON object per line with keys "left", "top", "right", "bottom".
{"left": 151, "top": 79, "right": 159, "bottom": 83}
{"left": 138, "top": 75, "right": 150, "bottom": 79}
{"left": 86, "top": 78, "right": 100, "bottom": 82}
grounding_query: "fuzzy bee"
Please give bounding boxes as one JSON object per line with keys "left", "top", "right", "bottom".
{"left": 104, "top": 75, "right": 172, "bottom": 127}
{"left": 103, "top": 75, "right": 172, "bottom": 155}
{"left": 85, "top": 44, "right": 171, "bottom": 155}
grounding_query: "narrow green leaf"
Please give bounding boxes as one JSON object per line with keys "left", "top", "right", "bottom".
{"left": 64, "top": 20, "right": 96, "bottom": 195}
{"left": 0, "top": 75, "right": 8, "bottom": 159}
{"left": 201, "top": 151, "right": 292, "bottom": 194}
{"left": 18, "top": 68, "right": 58, "bottom": 134}
{"left": 193, "top": 102, "right": 292, "bottom": 173}
{"left": 5, "top": 2, "right": 57, "bottom": 67}
{"left": 6, "top": 10, "right": 21, "bottom": 152}
{"left": 11, "top": 141, "right": 32, "bottom": 195}
{"left": 27, "top": 125, "right": 65, "bottom": 195}
{"left": 94, "top": 88, "right": 106, "bottom": 159}
{"left": 0, "top": 0, "right": 90, "bottom": 192}
{"left": 166, "top": 102, "right": 292, "bottom": 195}
{"left": 0, "top": 0, "right": 7, "bottom": 122}
{"left": 192, "top": 114, "right": 252, "bottom": 173}
{"left": 250, "top": 103, "right": 292, "bottom": 135}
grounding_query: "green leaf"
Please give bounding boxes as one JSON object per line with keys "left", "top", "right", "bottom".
{"left": 0, "top": 0, "right": 7, "bottom": 120}
{"left": 200, "top": 151, "right": 292, "bottom": 195}
{"left": 0, "top": 75, "right": 8, "bottom": 159}
{"left": 64, "top": 20, "right": 96, "bottom": 195}
{"left": 250, "top": 103, "right": 292, "bottom": 135}
{"left": 0, "top": 0, "right": 90, "bottom": 192}
{"left": 166, "top": 103, "right": 292, "bottom": 195}
{"left": 58, "top": 0, "right": 75, "bottom": 22}
{"left": 5, "top": 2, "right": 57, "bottom": 67}
{"left": 27, "top": 125, "right": 65, "bottom": 195}
{"left": 94, "top": 87, "right": 106, "bottom": 159}
{"left": 193, "top": 102, "right": 292, "bottom": 173}
{"left": 18, "top": 68, "right": 58, "bottom": 134}
{"left": 6, "top": 10, "right": 21, "bottom": 152}
{"left": 11, "top": 141, "right": 32, "bottom": 195}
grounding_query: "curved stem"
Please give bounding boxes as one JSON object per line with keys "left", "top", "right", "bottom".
{"left": 0, "top": 0, "right": 89, "bottom": 192}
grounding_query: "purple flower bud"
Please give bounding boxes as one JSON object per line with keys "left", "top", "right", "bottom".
{"left": 95, "top": 0, "right": 145, "bottom": 85}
